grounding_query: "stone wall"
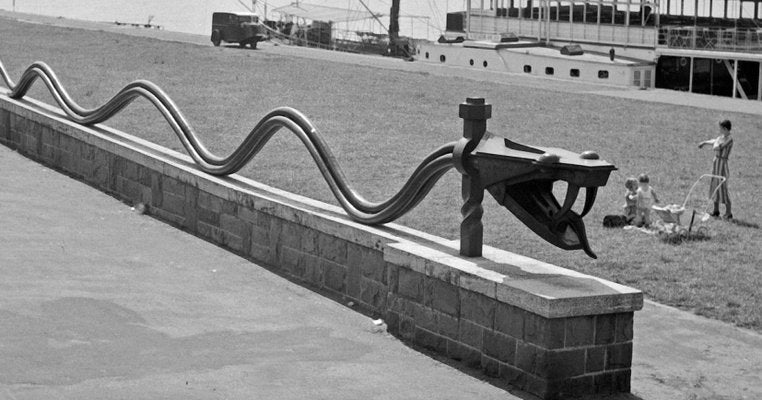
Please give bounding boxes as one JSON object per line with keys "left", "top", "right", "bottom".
{"left": 0, "top": 92, "right": 643, "bottom": 399}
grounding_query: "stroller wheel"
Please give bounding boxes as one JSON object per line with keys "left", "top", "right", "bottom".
{"left": 678, "top": 229, "right": 689, "bottom": 241}
{"left": 696, "top": 226, "right": 709, "bottom": 238}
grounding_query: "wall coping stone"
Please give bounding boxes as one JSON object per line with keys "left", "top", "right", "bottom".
{"left": 0, "top": 91, "right": 643, "bottom": 319}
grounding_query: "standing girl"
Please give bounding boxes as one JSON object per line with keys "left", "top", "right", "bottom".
{"left": 699, "top": 119, "right": 734, "bottom": 219}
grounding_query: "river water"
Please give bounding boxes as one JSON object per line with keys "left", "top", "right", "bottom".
{"left": 0, "top": 0, "right": 457, "bottom": 40}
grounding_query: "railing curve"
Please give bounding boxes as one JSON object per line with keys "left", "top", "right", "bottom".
{"left": 0, "top": 59, "right": 455, "bottom": 224}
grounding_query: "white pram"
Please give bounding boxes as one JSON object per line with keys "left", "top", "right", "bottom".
{"left": 651, "top": 174, "right": 726, "bottom": 237}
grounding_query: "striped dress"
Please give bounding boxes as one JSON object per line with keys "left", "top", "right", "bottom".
{"left": 709, "top": 135, "right": 733, "bottom": 204}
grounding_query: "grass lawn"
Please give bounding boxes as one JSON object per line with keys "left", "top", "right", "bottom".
{"left": 2, "top": 19, "right": 761, "bottom": 332}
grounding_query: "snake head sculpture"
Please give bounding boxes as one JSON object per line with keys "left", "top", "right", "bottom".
{"left": 457, "top": 131, "right": 616, "bottom": 259}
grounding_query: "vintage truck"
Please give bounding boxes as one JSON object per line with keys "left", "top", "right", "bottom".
{"left": 211, "top": 12, "right": 267, "bottom": 49}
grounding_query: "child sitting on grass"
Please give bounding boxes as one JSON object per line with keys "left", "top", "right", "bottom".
{"left": 623, "top": 177, "right": 638, "bottom": 224}
{"left": 635, "top": 174, "right": 659, "bottom": 227}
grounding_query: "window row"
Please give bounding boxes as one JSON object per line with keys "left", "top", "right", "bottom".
{"left": 523, "top": 65, "right": 609, "bottom": 79}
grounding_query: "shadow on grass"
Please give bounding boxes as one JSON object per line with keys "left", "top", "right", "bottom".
{"left": 728, "top": 218, "right": 760, "bottom": 229}
{"left": 657, "top": 230, "right": 712, "bottom": 245}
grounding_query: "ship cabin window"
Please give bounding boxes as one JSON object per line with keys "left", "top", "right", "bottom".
{"left": 470, "top": 59, "right": 474, "bottom": 66}
{"left": 523, "top": 65, "right": 532, "bottom": 73}
{"left": 425, "top": 52, "right": 429, "bottom": 59}
{"left": 440, "top": 55, "right": 446, "bottom": 63}
{"left": 483, "top": 61, "right": 488, "bottom": 67}
{"left": 598, "top": 70, "right": 609, "bottom": 79}
{"left": 545, "top": 67, "right": 554, "bottom": 75}
{"left": 570, "top": 69, "right": 580, "bottom": 77}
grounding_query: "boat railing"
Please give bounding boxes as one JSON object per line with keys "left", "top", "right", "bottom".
{"left": 658, "top": 25, "right": 762, "bottom": 53}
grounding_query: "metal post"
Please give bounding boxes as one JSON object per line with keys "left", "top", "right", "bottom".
{"left": 467, "top": 0, "right": 472, "bottom": 38}
{"left": 689, "top": 57, "right": 694, "bottom": 92}
{"left": 732, "top": 59, "right": 738, "bottom": 98}
{"left": 458, "top": 97, "right": 491, "bottom": 257}
{"left": 597, "top": 0, "right": 602, "bottom": 41}
{"left": 757, "top": 62, "right": 762, "bottom": 100}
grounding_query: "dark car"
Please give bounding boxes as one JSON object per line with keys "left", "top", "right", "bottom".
{"left": 211, "top": 12, "right": 267, "bottom": 49}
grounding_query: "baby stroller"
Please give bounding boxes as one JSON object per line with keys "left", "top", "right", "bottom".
{"left": 651, "top": 174, "right": 726, "bottom": 237}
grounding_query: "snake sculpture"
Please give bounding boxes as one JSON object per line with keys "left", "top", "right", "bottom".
{"left": 0, "top": 59, "right": 615, "bottom": 258}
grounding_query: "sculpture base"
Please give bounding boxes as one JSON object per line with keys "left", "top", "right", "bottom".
{"left": 0, "top": 92, "right": 642, "bottom": 399}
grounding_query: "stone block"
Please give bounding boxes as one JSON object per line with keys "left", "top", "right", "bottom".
{"left": 322, "top": 260, "right": 346, "bottom": 293}
{"left": 425, "top": 259, "right": 458, "bottom": 285}
{"left": 220, "top": 213, "right": 249, "bottom": 240}
{"left": 346, "top": 263, "right": 361, "bottom": 299}
{"left": 515, "top": 342, "right": 542, "bottom": 374}
{"left": 347, "top": 243, "right": 386, "bottom": 283}
{"left": 116, "top": 176, "right": 144, "bottom": 203}
{"left": 495, "top": 303, "right": 524, "bottom": 340}
{"left": 317, "top": 233, "right": 347, "bottom": 264}
{"left": 0, "top": 109, "right": 8, "bottom": 136}
{"left": 483, "top": 330, "right": 517, "bottom": 364}
{"left": 424, "top": 277, "right": 459, "bottom": 316}
{"left": 399, "top": 317, "right": 415, "bottom": 340}
{"left": 593, "top": 372, "right": 615, "bottom": 395}
{"left": 278, "top": 221, "right": 302, "bottom": 249}
{"left": 595, "top": 314, "right": 616, "bottom": 345}
{"left": 397, "top": 268, "right": 424, "bottom": 302}
{"left": 458, "top": 319, "right": 484, "bottom": 349}
{"left": 447, "top": 341, "right": 481, "bottom": 368}
{"left": 498, "top": 363, "right": 527, "bottom": 387}
{"left": 280, "top": 246, "right": 302, "bottom": 276}
{"left": 541, "top": 348, "right": 586, "bottom": 380}
{"left": 385, "top": 311, "right": 400, "bottom": 335}
{"left": 524, "top": 312, "right": 565, "bottom": 350}
{"left": 87, "top": 148, "right": 110, "bottom": 189}
{"left": 548, "top": 375, "right": 595, "bottom": 398}
{"left": 182, "top": 185, "right": 199, "bottom": 232}
{"left": 162, "top": 176, "right": 185, "bottom": 196}
{"left": 197, "top": 221, "right": 225, "bottom": 247}
{"left": 249, "top": 241, "right": 271, "bottom": 264}
{"left": 151, "top": 208, "right": 185, "bottom": 227}
{"left": 386, "top": 263, "right": 399, "bottom": 293}
{"left": 481, "top": 355, "right": 501, "bottom": 378}
{"left": 461, "top": 290, "right": 496, "bottom": 329}
{"left": 585, "top": 346, "right": 606, "bottom": 373}
{"left": 237, "top": 206, "right": 260, "bottom": 225}
{"left": 359, "top": 279, "right": 386, "bottom": 310}
{"left": 614, "top": 369, "right": 631, "bottom": 392}
{"left": 161, "top": 192, "right": 186, "bottom": 216}
{"left": 118, "top": 157, "right": 140, "bottom": 181}
{"left": 387, "top": 294, "right": 415, "bottom": 316}
{"left": 615, "top": 312, "right": 634, "bottom": 343}
{"left": 197, "top": 208, "right": 220, "bottom": 225}
{"left": 565, "top": 315, "right": 595, "bottom": 347}
{"left": 300, "top": 227, "right": 319, "bottom": 254}
{"left": 302, "top": 255, "right": 324, "bottom": 287}
{"left": 414, "top": 327, "right": 447, "bottom": 353}
{"left": 436, "top": 311, "right": 459, "bottom": 340}
{"left": 412, "top": 303, "right": 437, "bottom": 332}
{"left": 606, "top": 342, "right": 633, "bottom": 370}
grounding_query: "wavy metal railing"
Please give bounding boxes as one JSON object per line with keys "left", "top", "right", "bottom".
{"left": 0, "top": 60, "right": 455, "bottom": 224}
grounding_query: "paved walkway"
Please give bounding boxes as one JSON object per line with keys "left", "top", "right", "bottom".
{"left": 1, "top": 143, "right": 761, "bottom": 400}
